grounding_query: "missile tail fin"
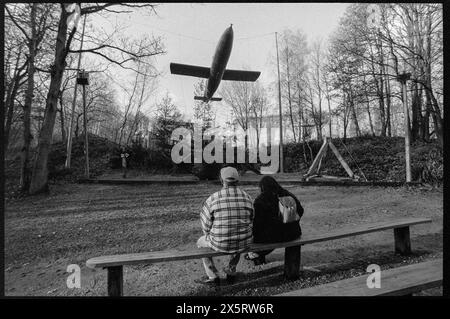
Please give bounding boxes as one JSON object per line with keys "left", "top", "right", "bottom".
{"left": 194, "top": 96, "right": 222, "bottom": 102}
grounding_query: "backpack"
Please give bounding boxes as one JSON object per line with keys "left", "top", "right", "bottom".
{"left": 278, "top": 196, "right": 300, "bottom": 223}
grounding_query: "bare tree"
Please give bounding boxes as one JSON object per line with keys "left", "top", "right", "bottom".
{"left": 325, "top": 3, "right": 442, "bottom": 145}
{"left": 310, "top": 39, "right": 325, "bottom": 140}
{"left": 29, "top": 3, "right": 164, "bottom": 194}
{"left": 4, "top": 41, "right": 28, "bottom": 150}
{"left": 276, "top": 29, "right": 309, "bottom": 142}
{"left": 221, "top": 80, "right": 251, "bottom": 133}
{"left": 193, "top": 79, "right": 214, "bottom": 128}
{"left": 5, "top": 3, "right": 57, "bottom": 191}
{"left": 126, "top": 66, "right": 157, "bottom": 145}
{"left": 249, "top": 82, "right": 269, "bottom": 149}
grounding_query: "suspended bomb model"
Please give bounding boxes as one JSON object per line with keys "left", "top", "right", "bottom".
{"left": 170, "top": 24, "right": 261, "bottom": 102}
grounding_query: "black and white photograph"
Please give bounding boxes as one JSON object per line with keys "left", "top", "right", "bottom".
{"left": 2, "top": 1, "right": 445, "bottom": 304}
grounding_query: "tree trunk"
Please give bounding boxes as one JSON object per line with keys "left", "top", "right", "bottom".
{"left": 420, "top": 8, "right": 432, "bottom": 143}
{"left": 410, "top": 81, "right": 421, "bottom": 142}
{"left": 366, "top": 98, "right": 375, "bottom": 137}
{"left": 4, "top": 47, "right": 26, "bottom": 150}
{"left": 419, "top": 8, "right": 443, "bottom": 148}
{"left": 363, "top": 74, "right": 375, "bottom": 136}
{"left": 285, "top": 45, "right": 296, "bottom": 142}
{"left": 308, "top": 85, "right": 320, "bottom": 140}
{"left": 423, "top": 89, "right": 431, "bottom": 141}
{"left": 4, "top": 78, "right": 22, "bottom": 151}
{"left": 118, "top": 70, "right": 140, "bottom": 146}
{"left": 326, "top": 95, "right": 332, "bottom": 138}
{"left": 427, "top": 89, "right": 443, "bottom": 147}
{"left": 297, "top": 82, "right": 304, "bottom": 141}
{"left": 59, "top": 91, "right": 66, "bottom": 145}
{"left": 4, "top": 85, "right": 16, "bottom": 150}
{"left": 29, "top": 5, "right": 73, "bottom": 194}
{"left": 343, "top": 92, "right": 348, "bottom": 141}
{"left": 348, "top": 87, "right": 360, "bottom": 137}
{"left": 378, "top": 39, "right": 386, "bottom": 137}
{"left": 351, "top": 101, "right": 360, "bottom": 137}
{"left": 384, "top": 73, "right": 392, "bottom": 137}
{"left": 371, "top": 39, "right": 386, "bottom": 137}
{"left": 20, "top": 3, "right": 37, "bottom": 192}
{"left": 408, "top": 5, "right": 421, "bottom": 143}
{"left": 75, "top": 113, "right": 81, "bottom": 138}
{"left": 126, "top": 75, "right": 147, "bottom": 145}
{"left": 343, "top": 117, "right": 347, "bottom": 140}
{"left": 377, "top": 78, "right": 386, "bottom": 137}
{"left": 416, "top": 86, "right": 425, "bottom": 141}
{"left": 317, "top": 82, "right": 322, "bottom": 141}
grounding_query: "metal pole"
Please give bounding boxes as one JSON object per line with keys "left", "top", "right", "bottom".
{"left": 401, "top": 79, "right": 411, "bottom": 182}
{"left": 65, "top": 14, "right": 87, "bottom": 168}
{"left": 82, "top": 84, "right": 89, "bottom": 178}
{"left": 275, "top": 32, "right": 284, "bottom": 173}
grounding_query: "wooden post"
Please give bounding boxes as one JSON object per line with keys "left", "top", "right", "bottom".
{"left": 397, "top": 73, "right": 412, "bottom": 182}
{"left": 107, "top": 266, "right": 123, "bottom": 296}
{"left": 65, "top": 14, "right": 87, "bottom": 169}
{"left": 394, "top": 227, "right": 411, "bottom": 255}
{"left": 328, "top": 140, "right": 355, "bottom": 179}
{"left": 401, "top": 80, "right": 412, "bottom": 182}
{"left": 284, "top": 245, "right": 301, "bottom": 279}
{"left": 316, "top": 144, "right": 328, "bottom": 175}
{"left": 305, "top": 137, "right": 328, "bottom": 178}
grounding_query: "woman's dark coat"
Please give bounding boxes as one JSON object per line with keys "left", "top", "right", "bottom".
{"left": 253, "top": 188, "right": 303, "bottom": 243}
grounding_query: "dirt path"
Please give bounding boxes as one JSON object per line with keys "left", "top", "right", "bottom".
{"left": 4, "top": 182, "right": 443, "bottom": 296}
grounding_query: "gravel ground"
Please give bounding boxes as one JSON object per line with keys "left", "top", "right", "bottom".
{"left": 4, "top": 182, "right": 443, "bottom": 296}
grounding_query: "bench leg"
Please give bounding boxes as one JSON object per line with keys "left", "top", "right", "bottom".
{"left": 394, "top": 226, "right": 411, "bottom": 255}
{"left": 284, "top": 245, "right": 301, "bottom": 280}
{"left": 107, "top": 266, "right": 123, "bottom": 296}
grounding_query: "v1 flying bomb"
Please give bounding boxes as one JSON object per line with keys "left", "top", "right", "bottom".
{"left": 170, "top": 25, "right": 261, "bottom": 102}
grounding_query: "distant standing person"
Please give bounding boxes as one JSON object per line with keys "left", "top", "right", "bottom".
{"left": 121, "top": 149, "right": 129, "bottom": 178}
{"left": 246, "top": 176, "right": 303, "bottom": 265}
{"left": 197, "top": 167, "right": 254, "bottom": 285}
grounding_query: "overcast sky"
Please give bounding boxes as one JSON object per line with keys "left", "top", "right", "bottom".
{"left": 93, "top": 3, "right": 350, "bottom": 124}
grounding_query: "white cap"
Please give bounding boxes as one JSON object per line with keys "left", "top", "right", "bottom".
{"left": 220, "top": 166, "right": 239, "bottom": 182}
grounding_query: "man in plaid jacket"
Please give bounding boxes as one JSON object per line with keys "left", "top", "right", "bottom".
{"left": 197, "top": 166, "right": 254, "bottom": 285}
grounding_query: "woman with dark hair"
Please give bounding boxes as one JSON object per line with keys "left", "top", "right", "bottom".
{"left": 246, "top": 176, "right": 304, "bottom": 265}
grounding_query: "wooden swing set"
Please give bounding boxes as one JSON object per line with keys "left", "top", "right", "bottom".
{"left": 302, "top": 137, "right": 367, "bottom": 182}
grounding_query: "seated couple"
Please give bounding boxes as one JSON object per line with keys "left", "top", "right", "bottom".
{"left": 196, "top": 167, "right": 303, "bottom": 285}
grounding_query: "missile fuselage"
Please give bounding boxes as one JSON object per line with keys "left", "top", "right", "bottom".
{"left": 205, "top": 25, "right": 234, "bottom": 99}
{"left": 170, "top": 25, "right": 260, "bottom": 101}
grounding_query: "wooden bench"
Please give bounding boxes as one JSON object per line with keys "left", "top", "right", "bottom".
{"left": 86, "top": 217, "right": 431, "bottom": 296}
{"left": 276, "top": 258, "right": 442, "bottom": 296}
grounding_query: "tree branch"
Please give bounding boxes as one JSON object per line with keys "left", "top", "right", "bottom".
{"left": 5, "top": 5, "right": 31, "bottom": 43}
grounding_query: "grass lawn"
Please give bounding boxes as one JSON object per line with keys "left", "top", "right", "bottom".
{"left": 4, "top": 182, "right": 443, "bottom": 296}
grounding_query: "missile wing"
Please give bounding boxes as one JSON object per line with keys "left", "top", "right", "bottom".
{"left": 170, "top": 63, "right": 210, "bottom": 79}
{"left": 170, "top": 63, "right": 260, "bottom": 82}
{"left": 222, "top": 69, "right": 261, "bottom": 82}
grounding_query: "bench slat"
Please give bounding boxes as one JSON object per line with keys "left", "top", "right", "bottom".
{"left": 86, "top": 217, "right": 431, "bottom": 269}
{"left": 276, "top": 258, "right": 442, "bottom": 296}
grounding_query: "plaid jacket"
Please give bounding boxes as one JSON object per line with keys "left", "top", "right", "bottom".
{"left": 201, "top": 186, "right": 254, "bottom": 253}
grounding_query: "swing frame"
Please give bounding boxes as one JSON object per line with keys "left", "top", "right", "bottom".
{"left": 302, "top": 137, "right": 361, "bottom": 182}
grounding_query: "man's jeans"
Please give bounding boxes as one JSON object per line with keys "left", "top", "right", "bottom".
{"left": 197, "top": 235, "right": 241, "bottom": 280}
